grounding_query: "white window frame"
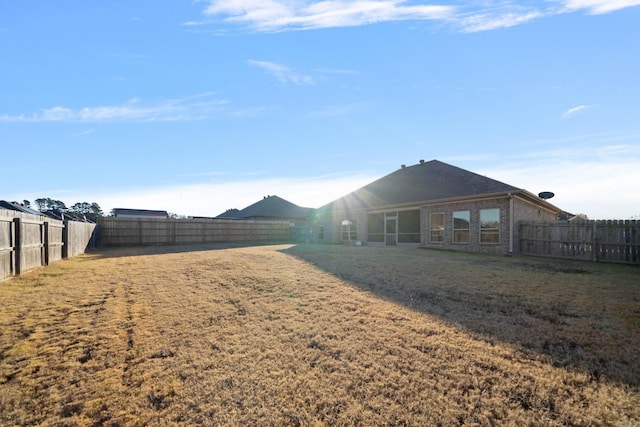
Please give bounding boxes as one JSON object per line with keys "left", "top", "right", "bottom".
{"left": 341, "top": 220, "right": 357, "bottom": 241}
{"left": 480, "top": 208, "right": 500, "bottom": 244}
{"left": 429, "top": 212, "right": 445, "bottom": 243}
{"left": 453, "top": 210, "right": 470, "bottom": 243}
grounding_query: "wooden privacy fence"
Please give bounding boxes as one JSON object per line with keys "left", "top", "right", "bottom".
{"left": 98, "top": 217, "right": 291, "bottom": 246}
{"left": 0, "top": 210, "right": 97, "bottom": 281}
{"left": 519, "top": 220, "right": 639, "bottom": 264}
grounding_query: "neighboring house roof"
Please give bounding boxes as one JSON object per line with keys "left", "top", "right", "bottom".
{"left": 319, "top": 159, "right": 554, "bottom": 213}
{"left": 112, "top": 208, "right": 169, "bottom": 218}
{"left": 0, "top": 200, "right": 43, "bottom": 216}
{"left": 41, "top": 209, "right": 92, "bottom": 222}
{"left": 215, "top": 209, "right": 241, "bottom": 219}
{"left": 223, "top": 195, "right": 314, "bottom": 220}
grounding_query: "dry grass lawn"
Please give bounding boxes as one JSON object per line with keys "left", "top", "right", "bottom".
{"left": 0, "top": 243, "right": 639, "bottom": 426}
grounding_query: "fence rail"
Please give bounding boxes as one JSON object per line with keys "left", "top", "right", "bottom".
{"left": 0, "top": 210, "right": 97, "bottom": 281}
{"left": 98, "top": 217, "right": 291, "bottom": 247}
{"left": 519, "top": 220, "right": 639, "bottom": 264}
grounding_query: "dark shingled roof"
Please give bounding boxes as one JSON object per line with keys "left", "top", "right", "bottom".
{"left": 320, "top": 160, "right": 520, "bottom": 212}
{"left": 215, "top": 209, "right": 241, "bottom": 219}
{"left": 230, "top": 195, "right": 314, "bottom": 220}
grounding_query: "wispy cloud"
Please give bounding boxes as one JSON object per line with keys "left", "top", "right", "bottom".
{"left": 202, "top": 0, "right": 454, "bottom": 32}
{"left": 72, "top": 129, "right": 95, "bottom": 137}
{"left": 247, "top": 60, "right": 315, "bottom": 85}
{"left": 195, "top": 0, "right": 640, "bottom": 33}
{"left": 457, "top": 9, "right": 543, "bottom": 32}
{"left": 0, "top": 93, "right": 228, "bottom": 123}
{"left": 561, "top": 104, "right": 596, "bottom": 119}
{"left": 559, "top": 0, "right": 640, "bottom": 14}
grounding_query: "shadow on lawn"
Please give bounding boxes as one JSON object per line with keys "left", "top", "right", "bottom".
{"left": 279, "top": 244, "right": 640, "bottom": 389}
{"left": 81, "top": 242, "right": 293, "bottom": 260}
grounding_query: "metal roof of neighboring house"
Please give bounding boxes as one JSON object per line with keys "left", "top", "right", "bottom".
{"left": 224, "top": 196, "right": 314, "bottom": 220}
{"left": 41, "top": 209, "right": 92, "bottom": 222}
{"left": 0, "top": 200, "right": 43, "bottom": 216}
{"left": 318, "top": 159, "right": 532, "bottom": 213}
{"left": 112, "top": 208, "right": 169, "bottom": 217}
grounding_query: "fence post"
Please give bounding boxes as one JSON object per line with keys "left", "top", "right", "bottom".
{"left": 91, "top": 223, "right": 99, "bottom": 248}
{"left": 591, "top": 221, "right": 597, "bottom": 262}
{"left": 62, "top": 220, "right": 69, "bottom": 259}
{"left": 172, "top": 220, "right": 177, "bottom": 244}
{"left": 13, "top": 218, "right": 22, "bottom": 275}
{"left": 44, "top": 221, "right": 50, "bottom": 265}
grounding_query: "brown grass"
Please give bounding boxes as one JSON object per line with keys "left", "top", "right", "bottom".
{"left": 1, "top": 243, "right": 639, "bottom": 426}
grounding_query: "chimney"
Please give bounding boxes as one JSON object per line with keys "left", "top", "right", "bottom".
{"left": 419, "top": 159, "right": 425, "bottom": 164}
{"left": 401, "top": 164, "right": 406, "bottom": 169}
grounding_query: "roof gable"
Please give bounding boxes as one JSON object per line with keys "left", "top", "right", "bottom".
{"left": 233, "top": 195, "right": 314, "bottom": 220}
{"left": 215, "top": 209, "right": 241, "bottom": 219}
{"left": 320, "top": 160, "right": 519, "bottom": 212}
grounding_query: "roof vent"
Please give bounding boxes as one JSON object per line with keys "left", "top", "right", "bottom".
{"left": 538, "top": 191, "right": 555, "bottom": 200}
{"left": 419, "top": 159, "right": 425, "bottom": 164}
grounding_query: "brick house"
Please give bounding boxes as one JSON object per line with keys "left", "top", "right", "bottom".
{"left": 312, "top": 160, "right": 562, "bottom": 254}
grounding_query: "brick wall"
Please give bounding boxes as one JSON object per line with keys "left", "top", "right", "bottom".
{"left": 421, "top": 197, "right": 512, "bottom": 254}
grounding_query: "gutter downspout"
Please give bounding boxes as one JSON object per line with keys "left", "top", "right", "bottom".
{"left": 508, "top": 192, "right": 514, "bottom": 254}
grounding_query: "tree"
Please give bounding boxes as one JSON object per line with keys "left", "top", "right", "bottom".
{"left": 71, "top": 202, "right": 92, "bottom": 215}
{"left": 23, "top": 200, "right": 31, "bottom": 208}
{"left": 31, "top": 198, "right": 103, "bottom": 222}
{"left": 69, "top": 202, "right": 104, "bottom": 222}
{"left": 90, "top": 203, "right": 103, "bottom": 218}
{"left": 34, "top": 198, "right": 67, "bottom": 211}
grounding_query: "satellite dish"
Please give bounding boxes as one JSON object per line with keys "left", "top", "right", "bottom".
{"left": 538, "top": 191, "right": 555, "bottom": 200}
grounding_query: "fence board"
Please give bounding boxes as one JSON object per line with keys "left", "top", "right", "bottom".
{"left": 65, "top": 220, "right": 97, "bottom": 257}
{"left": 17, "top": 218, "right": 44, "bottom": 274}
{"left": 46, "top": 221, "right": 65, "bottom": 264}
{"left": 98, "top": 218, "right": 290, "bottom": 246}
{"left": 519, "top": 220, "right": 639, "bottom": 264}
{"left": 0, "top": 209, "right": 97, "bottom": 281}
{"left": 0, "top": 216, "right": 15, "bottom": 279}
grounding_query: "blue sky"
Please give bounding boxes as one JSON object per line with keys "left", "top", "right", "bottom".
{"left": 1, "top": 0, "right": 639, "bottom": 219}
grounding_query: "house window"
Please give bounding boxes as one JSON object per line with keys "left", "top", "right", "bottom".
{"left": 429, "top": 213, "right": 445, "bottom": 243}
{"left": 480, "top": 208, "right": 500, "bottom": 243}
{"left": 367, "top": 213, "right": 384, "bottom": 242}
{"left": 341, "top": 220, "right": 357, "bottom": 241}
{"left": 453, "top": 211, "right": 470, "bottom": 243}
{"left": 318, "top": 226, "right": 324, "bottom": 240}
